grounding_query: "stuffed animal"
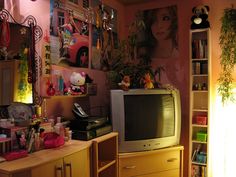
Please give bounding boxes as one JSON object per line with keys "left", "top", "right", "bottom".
{"left": 70, "top": 72, "right": 86, "bottom": 94}
{"left": 191, "top": 5, "right": 210, "bottom": 29}
{"left": 118, "top": 75, "right": 131, "bottom": 91}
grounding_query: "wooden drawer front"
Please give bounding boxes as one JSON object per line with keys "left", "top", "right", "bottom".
{"left": 136, "top": 169, "right": 179, "bottom": 177}
{"left": 119, "top": 150, "right": 180, "bottom": 177}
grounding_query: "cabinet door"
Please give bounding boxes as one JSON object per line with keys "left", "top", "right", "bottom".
{"left": 63, "top": 148, "right": 90, "bottom": 177}
{"left": 31, "top": 159, "right": 64, "bottom": 177}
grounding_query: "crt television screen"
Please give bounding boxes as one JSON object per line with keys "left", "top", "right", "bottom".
{"left": 124, "top": 94, "right": 175, "bottom": 141}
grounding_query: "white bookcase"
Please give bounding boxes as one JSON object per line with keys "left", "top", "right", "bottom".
{"left": 189, "top": 28, "right": 210, "bottom": 177}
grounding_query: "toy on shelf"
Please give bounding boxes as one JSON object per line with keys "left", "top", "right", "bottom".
{"left": 191, "top": 5, "right": 210, "bottom": 29}
{"left": 141, "top": 72, "right": 154, "bottom": 89}
{"left": 46, "top": 80, "right": 56, "bottom": 96}
{"left": 70, "top": 71, "right": 86, "bottom": 95}
{"left": 118, "top": 75, "right": 131, "bottom": 91}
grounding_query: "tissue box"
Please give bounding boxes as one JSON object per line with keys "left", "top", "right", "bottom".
{"left": 196, "top": 132, "right": 207, "bottom": 142}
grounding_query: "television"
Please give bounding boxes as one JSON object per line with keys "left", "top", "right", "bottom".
{"left": 110, "top": 89, "right": 181, "bottom": 153}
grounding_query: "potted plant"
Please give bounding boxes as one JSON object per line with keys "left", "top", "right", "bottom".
{"left": 106, "top": 11, "right": 156, "bottom": 89}
{"left": 218, "top": 8, "right": 236, "bottom": 103}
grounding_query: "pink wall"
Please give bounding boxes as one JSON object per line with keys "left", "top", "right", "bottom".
{"left": 5, "top": 1, "right": 236, "bottom": 176}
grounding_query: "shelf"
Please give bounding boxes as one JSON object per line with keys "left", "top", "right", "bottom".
{"left": 192, "top": 90, "right": 208, "bottom": 93}
{"left": 190, "top": 28, "right": 210, "bottom": 177}
{"left": 192, "top": 74, "right": 208, "bottom": 77}
{"left": 192, "top": 161, "right": 207, "bottom": 166}
{"left": 42, "top": 94, "right": 88, "bottom": 99}
{"left": 192, "top": 140, "right": 207, "bottom": 144}
{"left": 192, "top": 109, "right": 208, "bottom": 112}
{"left": 98, "top": 160, "right": 116, "bottom": 173}
{"left": 192, "top": 124, "right": 208, "bottom": 128}
{"left": 192, "top": 58, "right": 208, "bottom": 61}
{"left": 92, "top": 132, "right": 118, "bottom": 177}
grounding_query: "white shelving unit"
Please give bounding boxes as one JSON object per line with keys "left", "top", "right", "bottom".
{"left": 189, "top": 28, "right": 210, "bottom": 177}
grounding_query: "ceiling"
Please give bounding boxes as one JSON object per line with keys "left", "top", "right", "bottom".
{"left": 117, "top": 0, "right": 148, "bottom": 5}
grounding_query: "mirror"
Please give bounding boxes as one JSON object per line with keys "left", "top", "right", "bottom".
{"left": 0, "top": 8, "right": 42, "bottom": 106}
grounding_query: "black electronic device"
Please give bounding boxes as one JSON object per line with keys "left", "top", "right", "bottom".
{"left": 70, "top": 116, "right": 108, "bottom": 131}
{"left": 72, "top": 103, "right": 89, "bottom": 118}
{"left": 72, "top": 124, "right": 112, "bottom": 140}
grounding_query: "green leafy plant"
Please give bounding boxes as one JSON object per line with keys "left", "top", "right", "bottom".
{"left": 106, "top": 11, "right": 157, "bottom": 89}
{"left": 106, "top": 40, "right": 154, "bottom": 89}
{"left": 218, "top": 8, "right": 236, "bottom": 104}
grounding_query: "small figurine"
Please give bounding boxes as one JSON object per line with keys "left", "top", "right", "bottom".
{"left": 19, "top": 132, "right": 26, "bottom": 149}
{"left": 118, "top": 75, "right": 131, "bottom": 91}
{"left": 141, "top": 72, "right": 154, "bottom": 89}
{"left": 46, "top": 81, "right": 56, "bottom": 96}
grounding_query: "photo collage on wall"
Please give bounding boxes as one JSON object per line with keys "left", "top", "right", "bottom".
{"left": 50, "top": 0, "right": 90, "bottom": 68}
{"left": 90, "top": 0, "right": 118, "bottom": 70}
{"left": 50, "top": 0, "right": 118, "bottom": 70}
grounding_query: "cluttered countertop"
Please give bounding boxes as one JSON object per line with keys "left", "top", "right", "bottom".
{"left": 0, "top": 140, "right": 91, "bottom": 174}
{"left": 0, "top": 102, "right": 112, "bottom": 175}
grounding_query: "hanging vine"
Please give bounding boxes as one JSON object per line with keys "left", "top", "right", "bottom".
{"left": 218, "top": 8, "right": 236, "bottom": 104}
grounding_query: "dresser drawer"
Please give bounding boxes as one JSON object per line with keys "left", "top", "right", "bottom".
{"left": 119, "top": 149, "right": 180, "bottom": 177}
{"left": 136, "top": 169, "right": 179, "bottom": 177}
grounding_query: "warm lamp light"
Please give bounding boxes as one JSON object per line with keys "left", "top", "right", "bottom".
{"left": 210, "top": 84, "right": 236, "bottom": 177}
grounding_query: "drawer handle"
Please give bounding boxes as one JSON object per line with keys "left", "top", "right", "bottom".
{"left": 124, "top": 165, "right": 136, "bottom": 169}
{"left": 167, "top": 158, "right": 177, "bottom": 162}
{"left": 64, "top": 163, "right": 72, "bottom": 177}
{"left": 55, "top": 166, "right": 63, "bottom": 177}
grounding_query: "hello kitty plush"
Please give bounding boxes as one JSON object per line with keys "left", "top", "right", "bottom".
{"left": 70, "top": 72, "right": 86, "bottom": 94}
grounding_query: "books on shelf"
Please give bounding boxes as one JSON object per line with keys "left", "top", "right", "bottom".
{"left": 192, "top": 144, "right": 201, "bottom": 161}
{"left": 192, "top": 61, "right": 208, "bottom": 75}
{"left": 191, "top": 165, "right": 207, "bottom": 177}
{"left": 192, "top": 39, "right": 208, "bottom": 59}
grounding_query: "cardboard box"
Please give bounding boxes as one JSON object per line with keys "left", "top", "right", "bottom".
{"left": 196, "top": 132, "right": 207, "bottom": 142}
{"left": 196, "top": 115, "right": 207, "bottom": 125}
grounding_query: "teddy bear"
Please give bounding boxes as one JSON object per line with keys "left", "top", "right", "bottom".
{"left": 70, "top": 71, "right": 86, "bottom": 94}
{"left": 191, "top": 5, "right": 210, "bottom": 29}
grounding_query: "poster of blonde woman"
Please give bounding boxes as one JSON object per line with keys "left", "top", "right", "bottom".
{"left": 138, "top": 5, "right": 178, "bottom": 59}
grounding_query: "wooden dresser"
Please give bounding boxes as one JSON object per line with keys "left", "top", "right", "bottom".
{"left": 119, "top": 146, "right": 184, "bottom": 177}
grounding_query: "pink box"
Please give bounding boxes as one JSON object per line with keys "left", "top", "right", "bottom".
{"left": 196, "top": 116, "right": 207, "bottom": 125}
